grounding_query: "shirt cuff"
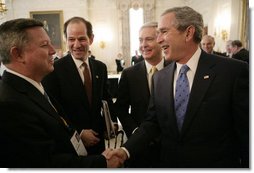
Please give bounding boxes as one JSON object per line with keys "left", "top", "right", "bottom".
{"left": 120, "top": 147, "right": 130, "bottom": 159}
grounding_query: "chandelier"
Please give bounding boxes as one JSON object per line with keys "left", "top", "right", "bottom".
{"left": 0, "top": 0, "right": 7, "bottom": 14}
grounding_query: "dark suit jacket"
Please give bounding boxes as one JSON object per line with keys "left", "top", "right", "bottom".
{"left": 213, "top": 50, "right": 225, "bottom": 57}
{"left": 0, "top": 71, "right": 106, "bottom": 168}
{"left": 115, "top": 60, "right": 169, "bottom": 167}
{"left": 131, "top": 55, "right": 144, "bottom": 65}
{"left": 232, "top": 48, "right": 249, "bottom": 64}
{"left": 123, "top": 51, "right": 249, "bottom": 168}
{"left": 115, "top": 60, "right": 169, "bottom": 137}
{"left": 42, "top": 54, "right": 115, "bottom": 155}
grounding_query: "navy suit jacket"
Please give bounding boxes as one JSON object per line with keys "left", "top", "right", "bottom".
{"left": 42, "top": 54, "right": 115, "bottom": 155}
{"left": 123, "top": 51, "right": 249, "bottom": 168}
{"left": 0, "top": 71, "right": 106, "bottom": 167}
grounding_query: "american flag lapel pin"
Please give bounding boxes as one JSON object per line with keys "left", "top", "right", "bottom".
{"left": 204, "top": 75, "right": 209, "bottom": 79}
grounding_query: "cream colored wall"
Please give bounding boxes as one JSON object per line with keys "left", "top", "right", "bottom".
{"left": 1, "top": 0, "right": 244, "bottom": 72}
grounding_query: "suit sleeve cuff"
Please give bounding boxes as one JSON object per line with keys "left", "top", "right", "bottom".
{"left": 120, "top": 147, "right": 130, "bottom": 159}
{"left": 132, "top": 127, "right": 138, "bottom": 134}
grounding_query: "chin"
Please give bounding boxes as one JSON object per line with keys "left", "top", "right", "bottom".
{"left": 49, "top": 66, "right": 54, "bottom": 72}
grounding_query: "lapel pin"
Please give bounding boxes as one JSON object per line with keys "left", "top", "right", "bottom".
{"left": 204, "top": 75, "right": 209, "bottom": 79}
{"left": 96, "top": 75, "right": 99, "bottom": 79}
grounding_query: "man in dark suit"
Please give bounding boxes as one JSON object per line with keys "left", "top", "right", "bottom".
{"left": 43, "top": 17, "right": 117, "bottom": 155}
{"left": 131, "top": 50, "right": 144, "bottom": 65}
{"left": 201, "top": 35, "right": 225, "bottom": 56}
{"left": 108, "top": 6, "right": 249, "bottom": 168}
{"left": 0, "top": 18, "right": 122, "bottom": 168}
{"left": 114, "top": 22, "right": 169, "bottom": 167}
{"left": 231, "top": 40, "right": 249, "bottom": 64}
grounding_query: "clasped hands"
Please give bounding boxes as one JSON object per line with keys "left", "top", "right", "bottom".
{"left": 102, "top": 148, "right": 128, "bottom": 168}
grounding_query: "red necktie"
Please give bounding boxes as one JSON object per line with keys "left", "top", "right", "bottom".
{"left": 82, "top": 62, "right": 92, "bottom": 106}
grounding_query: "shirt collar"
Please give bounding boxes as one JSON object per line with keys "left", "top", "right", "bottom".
{"left": 71, "top": 55, "right": 89, "bottom": 69}
{"left": 145, "top": 58, "right": 165, "bottom": 74}
{"left": 175, "top": 47, "right": 201, "bottom": 74}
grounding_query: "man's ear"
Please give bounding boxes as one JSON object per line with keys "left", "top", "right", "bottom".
{"left": 185, "top": 25, "right": 195, "bottom": 42}
{"left": 10, "top": 47, "right": 24, "bottom": 63}
{"left": 89, "top": 34, "right": 94, "bottom": 45}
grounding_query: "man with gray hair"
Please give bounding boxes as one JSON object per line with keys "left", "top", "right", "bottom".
{"left": 114, "top": 21, "right": 169, "bottom": 167}
{"left": 0, "top": 18, "right": 123, "bottom": 168}
{"left": 201, "top": 35, "right": 225, "bottom": 56}
{"left": 108, "top": 6, "right": 249, "bottom": 168}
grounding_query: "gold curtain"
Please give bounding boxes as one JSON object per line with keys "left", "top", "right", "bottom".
{"left": 240, "top": 0, "right": 249, "bottom": 49}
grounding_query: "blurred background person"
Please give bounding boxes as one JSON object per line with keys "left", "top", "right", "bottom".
{"left": 115, "top": 53, "right": 125, "bottom": 73}
{"left": 231, "top": 40, "right": 249, "bottom": 64}
{"left": 222, "top": 40, "right": 233, "bottom": 58}
{"left": 201, "top": 35, "right": 225, "bottom": 56}
{"left": 53, "top": 49, "right": 64, "bottom": 61}
{"left": 131, "top": 50, "right": 144, "bottom": 66}
{"left": 88, "top": 50, "right": 96, "bottom": 59}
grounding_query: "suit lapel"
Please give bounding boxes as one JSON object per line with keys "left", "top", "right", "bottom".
{"left": 65, "top": 56, "right": 90, "bottom": 109}
{"left": 166, "top": 64, "right": 179, "bottom": 134}
{"left": 138, "top": 62, "right": 150, "bottom": 98}
{"left": 181, "top": 52, "right": 216, "bottom": 135}
{"left": 154, "top": 63, "right": 179, "bottom": 135}
{"left": 88, "top": 59, "right": 99, "bottom": 107}
{"left": 4, "top": 72, "right": 67, "bottom": 128}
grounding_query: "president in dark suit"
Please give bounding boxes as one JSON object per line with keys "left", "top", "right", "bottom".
{"left": 108, "top": 6, "right": 249, "bottom": 168}
{"left": 43, "top": 17, "right": 116, "bottom": 155}
{"left": 0, "top": 18, "right": 121, "bottom": 168}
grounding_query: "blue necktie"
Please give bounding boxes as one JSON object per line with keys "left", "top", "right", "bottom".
{"left": 175, "top": 65, "right": 189, "bottom": 131}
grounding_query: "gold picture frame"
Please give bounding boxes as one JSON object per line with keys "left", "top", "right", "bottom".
{"left": 30, "top": 10, "right": 64, "bottom": 50}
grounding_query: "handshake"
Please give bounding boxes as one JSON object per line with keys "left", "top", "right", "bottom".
{"left": 102, "top": 147, "right": 128, "bottom": 168}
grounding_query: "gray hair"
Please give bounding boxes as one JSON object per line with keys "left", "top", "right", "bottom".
{"left": 161, "top": 6, "right": 204, "bottom": 43}
{"left": 0, "top": 18, "right": 43, "bottom": 64}
{"left": 140, "top": 21, "right": 158, "bottom": 31}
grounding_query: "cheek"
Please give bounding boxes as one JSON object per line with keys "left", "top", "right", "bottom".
{"left": 67, "top": 42, "right": 73, "bottom": 48}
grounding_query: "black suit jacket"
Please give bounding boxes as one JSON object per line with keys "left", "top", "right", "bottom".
{"left": 115, "top": 60, "right": 169, "bottom": 167}
{"left": 123, "top": 51, "right": 249, "bottom": 168}
{"left": 42, "top": 54, "right": 115, "bottom": 155}
{"left": 232, "top": 48, "right": 249, "bottom": 64}
{"left": 131, "top": 55, "right": 144, "bottom": 65}
{"left": 115, "top": 60, "right": 169, "bottom": 137}
{"left": 0, "top": 71, "right": 106, "bottom": 168}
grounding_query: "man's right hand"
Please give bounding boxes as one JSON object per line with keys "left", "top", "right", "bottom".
{"left": 80, "top": 129, "right": 100, "bottom": 147}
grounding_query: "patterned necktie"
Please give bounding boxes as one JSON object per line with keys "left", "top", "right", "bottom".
{"left": 149, "top": 66, "right": 158, "bottom": 93}
{"left": 82, "top": 62, "right": 92, "bottom": 106}
{"left": 174, "top": 65, "right": 189, "bottom": 131}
